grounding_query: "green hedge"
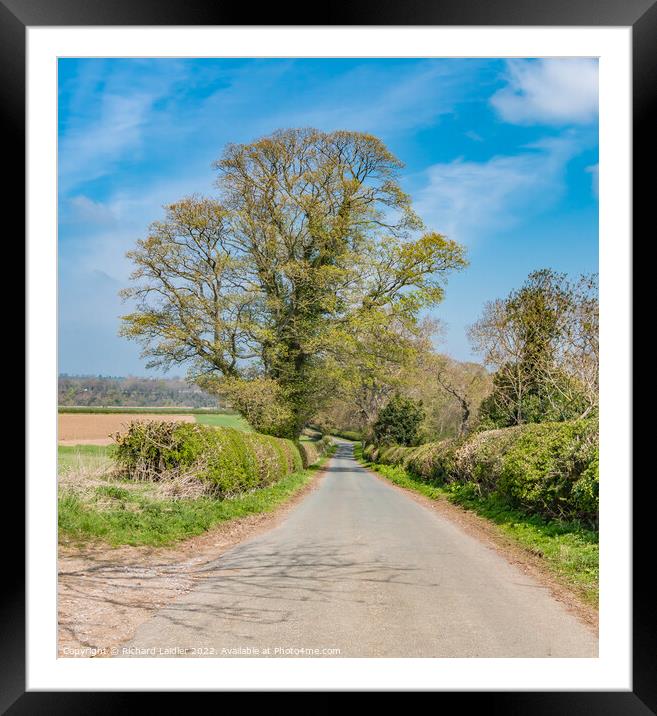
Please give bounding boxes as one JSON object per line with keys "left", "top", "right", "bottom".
{"left": 297, "top": 436, "right": 334, "bottom": 468}
{"left": 113, "top": 421, "right": 302, "bottom": 497}
{"left": 330, "top": 429, "right": 363, "bottom": 442}
{"left": 363, "top": 419, "right": 598, "bottom": 524}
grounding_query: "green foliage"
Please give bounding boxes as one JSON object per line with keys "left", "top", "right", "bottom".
{"left": 362, "top": 418, "right": 598, "bottom": 525}
{"left": 362, "top": 443, "right": 379, "bottom": 462}
{"left": 403, "top": 440, "right": 459, "bottom": 483}
{"left": 296, "top": 435, "right": 334, "bottom": 468}
{"left": 470, "top": 269, "right": 598, "bottom": 429}
{"left": 495, "top": 420, "right": 598, "bottom": 521}
{"left": 377, "top": 444, "right": 414, "bottom": 466}
{"left": 479, "top": 365, "right": 590, "bottom": 429}
{"left": 112, "top": 420, "right": 301, "bottom": 497}
{"left": 120, "top": 130, "right": 467, "bottom": 438}
{"left": 329, "top": 429, "right": 362, "bottom": 441}
{"left": 373, "top": 394, "right": 425, "bottom": 446}
{"left": 216, "top": 376, "right": 297, "bottom": 438}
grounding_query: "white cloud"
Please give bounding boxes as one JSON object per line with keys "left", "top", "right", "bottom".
{"left": 58, "top": 59, "right": 194, "bottom": 194}
{"left": 68, "top": 195, "right": 117, "bottom": 224}
{"left": 262, "top": 61, "right": 478, "bottom": 136}
{"left": 61, "top": 171, "right": 215, "bottom": 282}
{"left": 414, "top": 133, "right": 583, "bottom": 245}
{"left": 465, "top": 130, "right": 484, "bottom": 142}
{"left": 59, "top": 92, "right": 156, "bottom": 193}
{"left": 490, "top": 59, "right": 598, "bottom": 125}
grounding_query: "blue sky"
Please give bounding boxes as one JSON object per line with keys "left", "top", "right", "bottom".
{"left": 58, "top": 57, "right": 598, "bottom": 377}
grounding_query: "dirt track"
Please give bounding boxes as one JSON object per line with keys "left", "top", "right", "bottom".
{"left": 58, "top": 413, "right": 195, "bottom": 445}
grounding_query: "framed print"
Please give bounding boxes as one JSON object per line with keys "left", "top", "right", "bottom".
{"left": 6, "top": 0, "right": 650, "bottom": 708}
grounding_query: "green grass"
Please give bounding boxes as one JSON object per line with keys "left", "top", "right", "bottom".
{"left": 59, "top": 449, "right": 335, "bottom": 547}
{"left": 354, "top": 443, "right": 598, "bottom": 607}
{"left": 193, "top": 413, "right": 252, "bottom": 430}
{"left": 58, "top": 444, "right": 115, "bottom": 473}
{"left": 330, "top": 430, "right": 362, "bottom": 442}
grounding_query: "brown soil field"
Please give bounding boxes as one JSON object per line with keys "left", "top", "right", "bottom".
{"left": 58, "top": 413, "right": 196, "bottom": 445}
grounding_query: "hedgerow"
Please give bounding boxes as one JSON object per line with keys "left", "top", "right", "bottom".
{"left": 113, "top": 421, "right": 303, "bottom": 497}
{"left": 362, "top": 418, "right": 598, "bottom": 525}
{"left": 330, "top": 430, "right": 362, "bottom": 442}
{"left": 297, "top": 436, "right": 334, "bottom": 468}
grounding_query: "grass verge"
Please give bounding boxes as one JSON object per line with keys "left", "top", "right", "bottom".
{"left": 354, "top": 443, "right": 598, "bottom": 608}
{"left": 58, "top": 444, "right": 115, "bottom": 472}
{"left": 59, "top": 448, "right": 334, "bottom": 548}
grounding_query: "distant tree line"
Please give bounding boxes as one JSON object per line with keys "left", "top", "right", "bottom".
{"left": 58, "top": 375, "right": 222, "bottom": 408}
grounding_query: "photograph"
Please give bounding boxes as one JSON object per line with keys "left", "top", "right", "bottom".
{"left": 7, "top": 4, "right": 646, "bottom": 701}
{"left": 56, "top": 56, "right": 601, "bottom": 660}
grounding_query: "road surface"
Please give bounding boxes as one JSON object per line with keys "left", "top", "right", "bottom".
{"left": 120, "top": 441, "right": 597, "bottom": 657}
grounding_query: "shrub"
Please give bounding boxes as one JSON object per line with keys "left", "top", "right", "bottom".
{"left": 478, "top": 369, "right": 591, "bottom": 429}
{"left": 377, "top": 444, "right": 413, "bottom": 466}
{"left": 404, "top": 440, "right": 459, "bottom": 483}
{"left": 362, "top": 443, "right": 379, "bottom": 462}
{"left": 296, "top": 435, "right": 334, "bottom": 468}
{"left": 496, "top": 420, "right": 598, "bottom": 522}
{"left": 212, "top": 376, "right": 298, "bottom": 439}
{"left": 451, "top": 427, "right": 522, "bottom": 491}
{"left": 363, "top": 418, "right": 598, "bottom": 524}
{"left": 373, "top": 395, "right": 425, "bottom": 446}
{"left": 113, "top": 421, "right": 302, "bottom": 497}
{"left": 330, "top": 429, "right": 362, "bottom": 442}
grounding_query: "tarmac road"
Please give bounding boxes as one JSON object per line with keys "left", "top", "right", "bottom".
{"left": 119, "top": 441, "right": 598, "bottom": 658}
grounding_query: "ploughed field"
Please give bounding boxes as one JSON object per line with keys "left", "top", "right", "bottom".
{"left": 58, "top": 413, "right": 196, "bottom": 445}
{"left": 58, "top": 411, "right": 251, "bottom": 445}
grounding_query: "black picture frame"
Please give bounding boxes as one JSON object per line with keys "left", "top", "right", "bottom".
{"left": 7, "top": 0, "right": 648, "bottom": 709}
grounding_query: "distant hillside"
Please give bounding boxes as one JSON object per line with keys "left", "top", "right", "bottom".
{"left": 58, "top": 375, "right": 223, "bottom": 408}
